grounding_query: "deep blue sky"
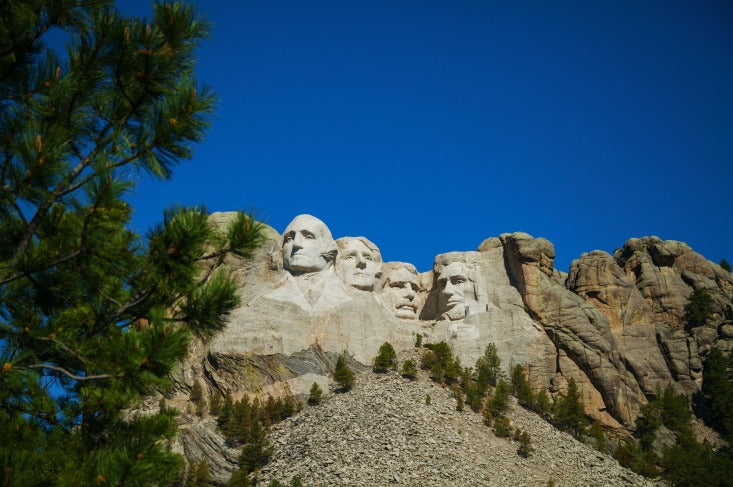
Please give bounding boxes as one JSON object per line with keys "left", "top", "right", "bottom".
{"left": 121, "top": 1, "right": 732, "bottom": 272}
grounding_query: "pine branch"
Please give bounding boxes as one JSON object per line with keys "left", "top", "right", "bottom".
{"left": 26, "top": 363, "right": 119, "bottom": 381}
{"left": 0, "top": 249, "right": 83, "bottom": 285}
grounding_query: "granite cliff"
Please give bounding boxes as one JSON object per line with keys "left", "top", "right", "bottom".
{"left": 145, "top": 213, "right": 732, "bottom": 482}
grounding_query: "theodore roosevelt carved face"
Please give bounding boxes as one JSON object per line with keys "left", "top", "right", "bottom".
{"left": 336, "top": 237, "right": 382, "bottom": 291}
{"left": 282, "top": 214, "right": 337, "bottom": 274}
{"left": 380, "top": 263, "right": 421, "bottom": 319}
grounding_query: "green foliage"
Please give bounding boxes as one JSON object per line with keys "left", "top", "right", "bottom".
{"left": 698, "top": 347, "right": 733, "bottom": 442}
{"left": 401, "top": 359, "right": 417, "bottom": 380}
{"left": 334, "top": 353, "right": 355, "bottom": 392}
{"left": 238, "top": 420, "right": 272, "bottom": 474}
{"left": 373, "top": 341, "right": 397, "bottom": 373}
{"left": 209, "top": 391, "right": 223, "bottom": 416}
{"left": 475, "top": 343, "right": 501, "bottom": 393}
{"left": 720, "top": 259, "right": 732, "bottom": 273}
{"left": 308, "top": 382, "right": 323, "bottom": 406}
{"left": 0, "top": 2, "right": 265, "bottom": 485}
{"left": 186, "top": 461, "right": 214, "bottom": 487}
{"left": 588, "top": 421, "right": 609, "bottom": 453}
{"left": 425, "top": 394, "right": 431, "bottom": 405}
{"left": 660, "top": 439, "right": 733, "bottom": 487}
{"left": 493, "top": 416, "right": 511, "bottom": 437}
{"left": 614, "top": 438, "right": 658, "bottom": 478}
{"left": 685, "top": 288, "right": 714, "bottom": 330}
{"left": 422, "top": 341, "right": 460, "bottom": 384}
{"left": 533, "top": 388, "right": 552, "bottom": 418}
{"left": 414, "top": 333, "right": 422, "bottom": 348}
{"left": 517, "top": 431, "right": 533, "bottom": 457}
{"left": 487, "top": 379, "right": 511, "bottom": 418}
{"left": 510, "top": 364, "right": 534, "bottom": 407}
{"left": 552, "top": 379, "right": 588, "bottom": 438}
{"left": 453, "top": 386, "right": 464, "bottom": 412}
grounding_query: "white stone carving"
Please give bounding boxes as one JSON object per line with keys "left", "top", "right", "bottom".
{"left": 379, "top": 262, "right": 423, "bottom": 319}
{"left": 335, "top": 237, "right": 382, "bottom": 291}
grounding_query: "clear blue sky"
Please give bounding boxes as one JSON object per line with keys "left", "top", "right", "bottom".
{"left": 121, "top": 0, "right": 732, "bottom": 272}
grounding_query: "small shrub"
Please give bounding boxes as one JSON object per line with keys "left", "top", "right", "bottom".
{"left": 720, "top": 259, "right": 731, "bottom": 273}
{"left": 334, "top": 353, "right": 355, "bottom": 392}
{"left": 415, "top": 333, "right": 423, "bottom": 348}
{"left": 511, "top": 364, "right": 534, "bottom": 407}
{"left": 209, "top": 391, "right": 223, "bottom": 416}
{"left": 373, "top": 342, "right": 397, "bottom": 372}
{"left": 487, "top": 379, "right": 511, "bottom": 418}
{"left": 289, "top": 477, "right": 303, "bottom": 487}
{"left": 308, "top": 382, "right": 323, "bottom": 406}
{"left": 534, "top": 388, "right": 552, "bottom": 418}
{"left": 475, "top": 343, "right": 501, "bottom": 391}
{"left": 483, "top": 408, "right": 493, "bottom": 426}
{"left": 589, "top": 420, "right": 608, "bottom": 453}
{"left": 425, "top": 394, "right": 431, "bottom": 405}
{"left": 494, "top": 416, "right": 511, "bottom": 437}
{"left": 453, "top": 387, "right": 464, "bottom": 412}
{"left": 517, "top": 431, "right": 534, "bottom": 457}
{"left": 401, "top": 359, "right": 417, "bottom": 380}
{"left": 187, "top": 460, "right": 214, "bottom": 487}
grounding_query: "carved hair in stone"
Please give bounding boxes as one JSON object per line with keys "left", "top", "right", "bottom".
{"left": 378, "top": 262, "right": 423, "bottom": 319}
{"left": 282, "top": 214, "right": 338, "bottom": 275}
{"left": 335, "top": 236, "right": 383, "bottom": 291}
{"left": 433, "top": 255, "right": 487, "bottom": 321}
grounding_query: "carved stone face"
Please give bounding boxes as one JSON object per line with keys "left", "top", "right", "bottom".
{"left": 381, "top": 267, "right": 421, "bottom": 319}
{"left": 336, "top": 238, "right": 381, "bottom": 291}
{"left": 282, "top": 215, "right": 335, "bottom": 274}
{"left": 437, "top": 262, "right": 475, "bottom": 320}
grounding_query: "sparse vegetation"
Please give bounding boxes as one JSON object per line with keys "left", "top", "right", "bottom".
{"left": 373, "top": 342, "right": 397, "bottom": 373}
{"left": 334, "top": 353, "right": 355, "bottom": 392}
{"left": 487, "top": 379, "right": 511, "bottom": 418}
{"left": 421, "top": 341, "right": 461, "bottom": 384}
{"left": 720, "top": 259, "right": 731, "bottom": 273}
{"left": 475, "top": 343, "right": 502, "bottom": 392}
{"left": 551, "top": 379, "right": 588, "bottom": 439}
{"left": 401, "top": 359, "right": 418, "bottom": 380}
{"left": 511, "top": 364, "right": 534, "bottom": 408}
{"left": 684, "top": 288, "right": 714, "bottom": 331}
{"left": 415, "top": 333, "right": 423, "bottom": 348}
{"left": 308, "top": 382, "right": 323, "bottom": 406}
{"left": 493, "top": 416, "right": 511, "bottom": 437}
{"left": 517, "top": 431, "right": 534, "bottom": 457}
{"left": 425, "top": 394, "right": 432, "bottom": 405}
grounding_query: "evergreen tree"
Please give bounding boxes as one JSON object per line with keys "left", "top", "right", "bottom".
{"left": 517, "top": 431, "right": 534, "bottom": 457}
{"left": 720, "top": 259, "right": 731, "bottom": 273}
{"left": 510, "top": 364, "right": 534, "bottom": 407}
{"left": 372, "top": 341, "right": 397, "bottom": 373}
{"left": 533, "top": 388, "right": 552, "bottom": 418}
{"left": 684, "top": 288, "right": 714, "bottom": 330}
{"left": 308, "top": 382, "right": 323, "bottom": 405}
{"left": 401, "top": 359, "right": 417, "bottom": 380}
{"left": 333, "top": 353, "right": 354, "bottom": 392}
{"left": 186, "top": 461, "right": 214, "bottom": 487}
{"left": 0, "top": 2, "right": 264, "bottom": 484}
{"left": 475, "top": 343, "right": 501, "bottom": 392}
{"left": 209, "top": 391, "right": 223, "bottom": 416}
{"left": 487, "top": 378, "right": 511, "bottom": 418}
{"left": 699, "top": 347, "right": 733, "bottom": 441}
{"left": 552, "top": 379, "right": 588, "bottom": 438}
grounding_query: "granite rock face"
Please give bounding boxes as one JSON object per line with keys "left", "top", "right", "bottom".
{"left": 159, "top": 214, "right": 733, "bottom": 480}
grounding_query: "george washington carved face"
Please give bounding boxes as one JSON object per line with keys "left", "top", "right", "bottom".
{"left": 282, "top": 214, "right": 337, "bottom": 274}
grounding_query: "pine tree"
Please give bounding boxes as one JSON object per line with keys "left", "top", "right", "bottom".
{"left": 510, "top": 364, "right": 534, "bottom": 407}
{"left": 333, "top": 353, "right": 355, "bottom": 392}
{"left": 487, "top": 378, "right": 511, "bottom": 418}
{"left": 684, "top": 288, "right": 714, "bottom": 330}
{"left": 475, "top": 343, "right": 501, "bottom": 393}
{"left": 517, "top": 431, "right": 533, "bottom": 457}
{"left": 373, "top": 341, "right": 397, "bottom": 373}
{"left": 0, "top": 2, "right": 264, "bottom": 484}
{"left": 720, "top": 259, "right": 731, "bottom": 273}
{"left": 186, "top": 460, "right": 214, "bottom": 487}
{"left": 552, "top": 379, "right": 588, "bottom": 438}
{"left": 308, "top": 382, "right": 323, "bottom": 405}
{"left": 401, "top": 359, "right": 417, "bottom": 380}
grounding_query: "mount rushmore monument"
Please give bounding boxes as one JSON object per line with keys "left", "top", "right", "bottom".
{"left": 167, "top": 212, "right": 733, "bottom": 474}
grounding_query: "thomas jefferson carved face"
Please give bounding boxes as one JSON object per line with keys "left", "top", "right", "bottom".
{"left": 282, "top": 215, "right": 336, "bottom": 274}
{"left": 336, "top": 237, "right": 382, "bottom": 291}
{"left": 437, "top": 262, "right": 476, "bottom": 320}
{"left": 381, "top": 266, "right": 421, "bottom": 319}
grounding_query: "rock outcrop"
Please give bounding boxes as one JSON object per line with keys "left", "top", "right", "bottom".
{"left": 154, "top": 213, "right": 733, "bottom": 481}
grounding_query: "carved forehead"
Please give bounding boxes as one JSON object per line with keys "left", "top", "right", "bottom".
{"left": 336, "top": 236, "right": 382, "bottom": 262}
{"left": 283, "top": 214, "right": 333, "bottom": 241}
{"left": 440, "top": 261, "right": 469, "bottom": 278}
{"left": 389, "top": 267, "right": 419, "bottom": 284}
